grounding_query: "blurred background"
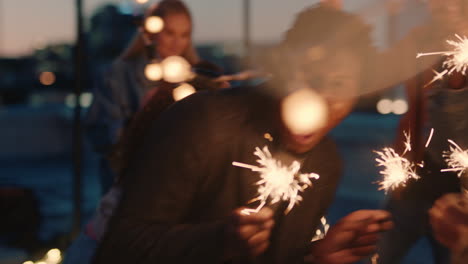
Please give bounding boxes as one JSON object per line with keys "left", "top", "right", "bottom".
{"left": 0, "top": 0, "right": 437, "bottom": 263}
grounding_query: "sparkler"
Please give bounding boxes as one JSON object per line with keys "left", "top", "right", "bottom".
{"left": 425, "top": 128, "right": 435, "bottom": 148}
{"left": 441, "top": 139, "right": 468, "bottom": 177}
{"left": 374, "top": 129, "right": 435, "bottom": 192}
{"left": 375, "top": 147, "right": 420, "bottom": 193}
{"left": 233, "top": 146, "right": 319, "bottom": 215}
{"left": 417, "top": 34, "right": 468, "bottom": 85}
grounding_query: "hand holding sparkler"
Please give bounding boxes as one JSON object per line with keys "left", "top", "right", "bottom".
{"left": 429, "top": 193, "right": 468, "bottom": 255}
{"left": 306, "top": 210, "right": 393, "bottom": 264}
{"left": 233, "top": 146, "right": 320, "bottom": 215}
{"left": 224, "top": 207, "right": 275, "bottom": 258}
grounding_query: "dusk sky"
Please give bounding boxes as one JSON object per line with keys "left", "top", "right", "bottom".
{"left": 1, "top": 0, "right": 408, "bottom": 57}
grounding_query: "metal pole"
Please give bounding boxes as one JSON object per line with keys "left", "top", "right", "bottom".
{"left": 243, "top": 0, "right": 251, "bottom": 65}
{"left": 0, "top": 0, "right": 3, "bottom": 56}
{"left": 71, "top": 0, "right": 85, "bottom": 239}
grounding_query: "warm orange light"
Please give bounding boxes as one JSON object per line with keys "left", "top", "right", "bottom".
{"left": 172, "top": 83, "right": 195, "bottom": 101}
{"left": 144, "top": 62, "right": 163, "bottom": 81}
{"left": 135, "top": 0, "right": 149, "bottom": 4}
{"left": 162, "top": 56, "right": 193, "bottom": 83}
{"left": 281, "top": 87, "right": 328, "bottom": 135}
{"left": 264, "top": 133, "right": 274, "bottom": 142}
{"left": 144, "top": 16, "right": 164, "bottom": 34}
{"left": 39, "top": 72, "right": 56, "bottom": 86}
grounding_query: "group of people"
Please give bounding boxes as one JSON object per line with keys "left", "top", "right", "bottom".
{"left": 62, "top": 1, "right": 468, "bottom": 263}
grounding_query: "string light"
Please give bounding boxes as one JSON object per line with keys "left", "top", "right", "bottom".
{"left": 144, "top": 16, "right": 164, "bottom": 34}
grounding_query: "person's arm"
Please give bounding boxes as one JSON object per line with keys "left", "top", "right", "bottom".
{"left": 85, "top": 62, "right": 131, "bottom": 154}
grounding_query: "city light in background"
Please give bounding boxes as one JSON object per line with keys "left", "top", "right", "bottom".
{"left": 376, "top": 98, "right": 408, "bottom": 115}
{"left": 39, "top": 71, "right": 56, "bottom": 86}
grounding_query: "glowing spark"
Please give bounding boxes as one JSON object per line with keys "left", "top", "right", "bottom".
{"left": 425, "top": 128, "right": 435, "bottom": 148}
{"left": 264, "top": 133, "right": 274, "bottom": 142}
{"left": 311, "top": 216, "right": 330, "bottom": 242}
{"left": 426, "top": 69, "right": 449, "bottom": 87}
{"left": 441, "top": 139, "right": 468, "bottom": 177}
{"left": 375, "top": 147, "right": 420, "bottom": 192}
{"left": 375, "top": 130, "right": 435, "bottom": 192}
{"left": 233, "top": 146, "right": 319, "bottom": 215}
{"left": 417, "top": 34, "right": 468, "bottom": 83}
{"left": 403, "top": 131, "right": 412, "bottom": 154}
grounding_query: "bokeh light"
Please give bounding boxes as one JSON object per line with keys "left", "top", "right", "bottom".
{"left": 281, "top": 87, "right": 328, "bottom": 135}
{"left": 39, "top": 72, "right": 56, "bottom": 86}
{"left": 45, "top": 248, "right": 61, "bottom": 263}
{"left": 162, "top": 56, "right": 193, "bottom": 83}
{"left": 392, "top": 99, "right": 408, "bottom": 115}
{"left": 376, "top": 98, "right": 393, "bottom": 115}
{"left": 65, "top": 92, "right": 93, "bottom": 108}
{"left": 144, "top": 62, "right": 163, "bottom": 81}
{"left": 79, "top": 92, "right": 94, "bottom": 108}
{"left": 172, "top": 83, "right": 195, "bottom": 101}
{"left": 145, "top": 16, "right": 164, "bottom": 34}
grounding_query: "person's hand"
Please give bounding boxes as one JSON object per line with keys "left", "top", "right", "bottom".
{"left": 224, "top": 207, "right": 275, "bottom": 258}
{"left": 306, "top": 210, "right": 393, "bottom": 264}
{"left": 429, "top": 193, "right": 468, "bottom": 252}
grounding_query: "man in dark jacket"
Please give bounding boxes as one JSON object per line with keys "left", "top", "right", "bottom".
{"left": 93, "top": 4, "right": 392, "bottom": 264}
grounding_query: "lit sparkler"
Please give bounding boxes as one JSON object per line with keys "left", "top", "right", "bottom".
{"left": 441, "top": 139, "right": 468, "bottom": 177}
{"left": 374, "top": 129, "right": 435, "bottom": 192}
{"left": 402, "top": 131, "right": 412, "bottom": 154}
{"left": 417, "top": 34, "right": 468, "bottom": 85}
{"left": 233, "top": 146, "right": 319, "bottom": 215}
{"left": 425, "top": 128, "right": 435, "bottom": 148}
{"left": 375, "top": 147, "right": 420, "bottom": 193}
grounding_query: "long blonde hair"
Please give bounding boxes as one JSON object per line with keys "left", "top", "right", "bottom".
{"left": 120, "top": 0, "right": 200, "bottom": 64}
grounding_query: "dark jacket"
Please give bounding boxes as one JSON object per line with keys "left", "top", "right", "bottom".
{"left": 93, "top": 85, "right": 343, "bottom": 264}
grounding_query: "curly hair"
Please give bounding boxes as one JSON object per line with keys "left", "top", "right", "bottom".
{"left": 264, "top": 4, "right": 376, "bottom": 95}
